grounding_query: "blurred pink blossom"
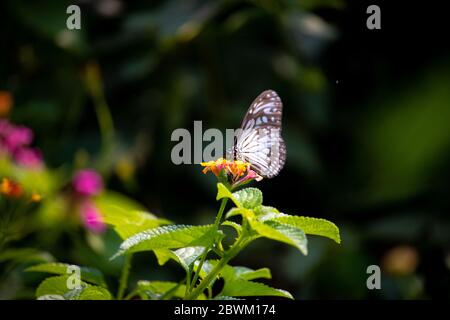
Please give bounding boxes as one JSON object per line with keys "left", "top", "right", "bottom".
{"left": 80, "top": 201, "right": 106, "bottom": 233}
{"left": 4, "top": 125, "right": 33, "bottom": 151}
{"left": 0, "top": 120, "right": 44, "bottom": 169}
{"left": 73, "top": 169, "right": 104, "bottom": 196}
{"left": 14, "top": 147, "right": 43, "bottom": 168}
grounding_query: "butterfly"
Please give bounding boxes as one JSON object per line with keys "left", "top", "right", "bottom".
{"left": 227, "top": 90, "right": 286, "bottom": 179}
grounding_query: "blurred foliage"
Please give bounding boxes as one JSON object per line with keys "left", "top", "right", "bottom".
{"left": 0, "top": 0, "right": 449, "bottom": 299}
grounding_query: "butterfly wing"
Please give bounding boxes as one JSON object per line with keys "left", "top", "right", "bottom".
{"left": 235, "top": 90, "right": 286, "bottom": 178}
{"left": 240, "top": 90, "right": 283, "bottom": 130}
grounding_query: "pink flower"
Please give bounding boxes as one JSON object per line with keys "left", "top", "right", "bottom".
{"left": 233, "top": 169, "right": 263, "bottom": 187}
{"left": 73, "top": 169, "right": 103, "bottom": 196}
{"left": 14, "top": 147, "right": 43, "bottom": 168}
{"left": 4, "top": 125, "right": 33, "bottom": 151}
{"left": 80, "top": 201, "right": 106, "bottom": 233}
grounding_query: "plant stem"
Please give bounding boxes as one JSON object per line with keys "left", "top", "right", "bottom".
{"left": 184, "top": 235, "right": 249, "bottom": 300}
{"left": 85, "top": 61, "right": 115, "bottom": 174}
{"left": 188, "top": 198, "right": 228, "bottom": 293}
{"left": 213, "top": 198, "right": 228, "bottom": 228}
{"left": 189, "top": 247, "right": 208, "bottom": 289}
{"left": 117, "top": 254, "right": 132, "bottom": 300}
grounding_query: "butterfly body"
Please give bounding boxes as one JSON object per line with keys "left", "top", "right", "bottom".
{"left": 228, "top": 90, "right": 286, "bottom": 178}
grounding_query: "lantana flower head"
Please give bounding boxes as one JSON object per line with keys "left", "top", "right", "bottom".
{"left": 0, "top": 177, "right": 41, "bottom": 202}
{"left": 201, "top": 158, "right": 262, "bottom": 187}
{"left": 0, "top": 177, "right": 23, "bottom": 198}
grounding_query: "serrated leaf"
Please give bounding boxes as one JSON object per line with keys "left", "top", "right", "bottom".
{"left": 194, "top": 259, "right": 217, "bottom": 280}
{"left": 37, "top": 295, "right": 65, "bottom": 300}
{"left": 250, "top": 220, "right": 308, "bottom": 255}
{"left": 213, "top": 296, "right": 243, "bottom": 300}
{"left": 152, "top": 247, "right": 205, "bottom": 271}
{"left": 137, "top": 281, "right": 206, "bottom": 300}
{"left": 221, "top": 221, "right": 242, "bottom": 235}
{"left": 216, "top": 183, "right": 263, "bottom": 209}
{"left": 78, "top": 286, "right": 112, "bottom": 300}
{"left": 35, "top": 275, "right": 112, "bottom": 300}
{"left": 265, "top": 215, "right": 341, "bottom": 244}
{"left": 234, "top": 267, "right": 272, "bottom": 281}
{"left": 254, "top": 205, "right": 280, "bottom": 216}
{"left": 219, "top": 279, "right": 293, "bottom": 299}
{"left": 96, "top": 201, "right": 171, "bottom": 239}
{"left": 36, "top": 276, "right": 73, "bottom": 298}
{"left": 172, "top": 246, "right": 206, "bottom": 271}
{"left": 26, "top": 263, "right": 107, "bottom": 287}
{"left": 232, "top": 188, "right": 263, "bottom": 209}
{"left": 112, "top": 225, "right": 221, "bottom": 259}
{"left": 220, "top": 265, "right": 271, "bottom": 282}
{"left": 224, "top": 207, "right": 255, "bottom": 220}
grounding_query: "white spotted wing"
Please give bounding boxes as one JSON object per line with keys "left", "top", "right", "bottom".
{"left": 231, "top": 90, "right": 286, "bottom": 178}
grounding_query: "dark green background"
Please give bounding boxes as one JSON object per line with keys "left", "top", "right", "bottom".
{"left": 1, "top": 0, "right": 449, "bottom": 299}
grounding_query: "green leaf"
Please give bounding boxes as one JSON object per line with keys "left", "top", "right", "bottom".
{"left": 264, "top": 215, "right": 341, "bottom": 244}
{"left": 78, "top": 286, "right": 112, "bottom": 300}
{"left": 36, "top": 276, "right": 72, "bottom": 299}
{"left": 232, "top": 188, "right": 263, "bottom": 209}
{"left": 35, "top": 276, "right": 112, "bottom": 300}
{"left": 137, "top": 281, "right": 206, "bottom": 300}
{"left": 233, "top": 267, "right": 272, "bottom": 281}
{"left": 216, "top": 183, "right": 263, "bottom": 209}
{"left": 26, "top": 263, "right": 107, "bottom": 287}
{"left": 216, "top": 183, "right": 233, "bottom": 201}
{"left": 112, "top": 225, "right": 222, "bottom": 259}
{"left": 153, "top": 249, "right": 173, "bottom": 266}
{"left": 221, "top": 221, "right": 242, "bottom": 235}
{"left": 95, "top": 194, "right": 172, "bottom": 239}
{"left": 37, "top": 295, "right": 66, "bottom": 300}
{"left": 0, "top": 248, "right": 54, "bottom": 263}
{"left": 250, "top": 220, "right": 308, "bottom": 255}
{"left": 172, "top": 246, "right": 206, "bottom": 271}
{"left": 152, "top": 247, "right": 205, "bottom": 271}
{"left": 220, "top": 265, "right": 271, "bottom": 282}
{"left": 194, "top": 259, "right": 217, "bottom": 280}
{"left": 224, "top": 207, "right": 255, "bottom": 220}
{"left": 254, "top": 205, "right": 280, "bottom": 216}
{"left": 219, "top": 279, "right": 293, "bottom": 299}
{"left": 213, "top": 296, "right": 242, "bottom": 300}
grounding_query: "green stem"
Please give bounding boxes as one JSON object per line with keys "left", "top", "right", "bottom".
{"left": 185, "top": 267, "right": 192, "bottom": 295}
{"left": 85, "top": 62, "right": 115, "bottom": 174}
{"left": 188, "top": 198, "right": 228, "bottom": 292}
{"left": 117, "top": 254, "right": 132, "bottom": 300}
{"left": 124, "top": 290, "right": 137, "bottom": 300}
{"left": 185, "top": 235, "right": 249, "bottom": 300}
{"left": 189, "top": 247, "right": 208, "bottom": 289}
{"left": 213, "top": 198, "right": 228, "bottom": 228}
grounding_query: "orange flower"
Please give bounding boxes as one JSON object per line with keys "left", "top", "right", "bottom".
{"left": 0, "top": 177, "right": 23, "bottom": 198}
{"left": 200, "top": 158, "right": 262, "bottom": 185}
{"left": 201, "top": 158, "right": 247, "bottom": 176}
{"left": 30, "top": 192, "right": 42, "bottom": 202}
